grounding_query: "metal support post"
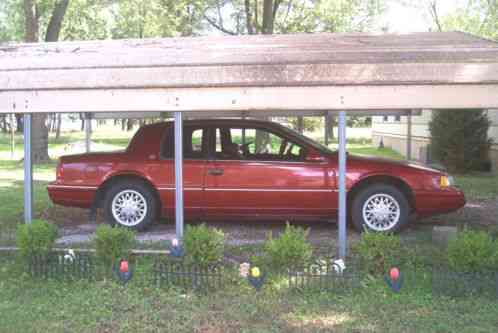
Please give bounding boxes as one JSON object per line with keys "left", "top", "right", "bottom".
{"left": 174, "top": 112, "right": 184, "bottom": 241}
{"left": 338, "top": 111, "right": 347, "bottom": 259}
{"left": 23, "top": 113, "right": 33, "bottom": 224}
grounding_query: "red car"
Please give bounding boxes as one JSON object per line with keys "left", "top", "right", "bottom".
{"left": 48, "top": 119, "right": 465, "bottom": 232}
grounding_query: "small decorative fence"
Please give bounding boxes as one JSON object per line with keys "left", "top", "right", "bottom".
{"left": 288, "top": 260, "right": 360, "bottom": 293}
{"left": 432, "top": 268, "right": 498, "bottom": 298}
{"left": 153, "top": 259, "right": 225, "bottom": 291}
{"left": 5, "top": 250, "right": 497, "bottom": 300}
{"left": 28, "top": 253, "right": 95, "bottom": 280}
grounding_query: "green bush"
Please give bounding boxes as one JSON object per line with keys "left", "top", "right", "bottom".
{"left": 94, "top": 225, "right": 136, "bottom": 266}
{"left": 429, "top": 109, "right": 492, "bottom": 172}
{"left": 356, "top": 231, "right": 402, "bottom": 275}
{"left": 264, "top": 223, "right": 312, "bottom": 270}
{"left": 16, "top": 219, "right": 58, "bottom": 258}
{"left": 447, "top": 229, "right": 496, "bottom": 272}
{"left": 184, "top": 224, "right": 224, "bottom": 266}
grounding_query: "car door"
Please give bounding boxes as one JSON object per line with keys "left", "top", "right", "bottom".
{"left": 204, "top": 124, "right": 335, "bottom": 219}
{"left": 153, "top": 124, "right": 207, "bottom": 218}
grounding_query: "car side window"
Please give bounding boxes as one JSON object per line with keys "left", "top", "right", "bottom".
{"left": 214, "top": 126, "right": 305, "bottom": 161}
{"left": 161, "top": 126, "right": 206, "bottom": 159}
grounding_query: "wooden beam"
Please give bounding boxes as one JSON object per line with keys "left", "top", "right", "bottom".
{"left": 2, "top": 63, "right": 498, "bottom": 90}
{"left": 1, "top": 84, "right": 497, "bottom": 114}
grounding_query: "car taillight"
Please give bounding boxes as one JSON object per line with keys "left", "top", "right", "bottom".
{"left": 56, "top": 161, "right": 63, "bottom": 180}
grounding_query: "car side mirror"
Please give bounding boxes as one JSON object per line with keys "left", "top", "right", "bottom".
{"left": 305, "top": 150, "right": 325, "bottom": 162}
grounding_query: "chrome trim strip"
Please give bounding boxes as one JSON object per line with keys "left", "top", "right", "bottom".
{"left": 158, "top": 187, "right": 337, "bottom": 192}
{"left": 47, "top": 185, "right": 98, "bottom": 190}
{"left": 158, "top": 187, "right": 203, "bottom": 191}
{"left": 205, "top": 188, "right": 338, "bottom": 192}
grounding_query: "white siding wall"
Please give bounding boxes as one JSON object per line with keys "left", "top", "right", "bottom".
{"left": 372, "top": 109, "right": 498, "bottom": 170}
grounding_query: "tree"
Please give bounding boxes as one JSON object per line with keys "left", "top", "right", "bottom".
{"left": 203, "top": 0, "right": 386, "bottom": 145}
{"left": 429, "top": 109, "right": 492, "bottom": 173}
{"left": 203, "top": 0, "right": 386, "bottom": 35}
{"left": 399, "top": 0, "right": 497, "bottom": 40}
{"left": 441, "top": 0, "right": 497, "bottom": 40}
{"left": 22, "top": 0, "right": 70, "bottom": 163}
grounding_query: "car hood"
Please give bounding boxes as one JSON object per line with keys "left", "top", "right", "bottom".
{"left": 347, "top": 153, "right": 445, "bottom": 174}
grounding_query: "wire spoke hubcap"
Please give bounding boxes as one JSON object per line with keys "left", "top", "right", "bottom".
{"left": 112, "top": 190, "right": 147, "bottom": 226}
{"left": 362, "top": 193, "right": 401, "bottom": 231}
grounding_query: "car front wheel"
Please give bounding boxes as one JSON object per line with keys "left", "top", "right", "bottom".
{"left": 104, "top": 180, "right": 157, "bottom": 231}
{"left": 351, "top": 184, "right": 409, "bottom": 233}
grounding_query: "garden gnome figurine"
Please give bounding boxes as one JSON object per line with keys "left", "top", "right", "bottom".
{"left": 384, "top": 267, "right": 404, "bottom": 293}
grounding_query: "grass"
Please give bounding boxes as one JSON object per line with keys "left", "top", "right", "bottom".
{"left": 1, "top": 254, "right": 498, "bottom": 332}
{"left": 348, "top": 146, "right": 405, "bottom": 160}
{"left": 455, "top": 173, "right": 498, "bottom": 201}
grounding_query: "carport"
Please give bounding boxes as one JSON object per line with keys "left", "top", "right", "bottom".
{"left": 1, "top": 32, "right": 497, "bottom": 259}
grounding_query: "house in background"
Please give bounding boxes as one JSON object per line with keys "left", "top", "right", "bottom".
{"left": 372, "top": 110, "right": 498, "bottom": 171}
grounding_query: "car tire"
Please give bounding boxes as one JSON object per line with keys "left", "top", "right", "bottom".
{"left": 351, "top": 184, "right": 409, "bottom": 233}
{"left": 103, "top": 180, "right": 157, "bottom": 231}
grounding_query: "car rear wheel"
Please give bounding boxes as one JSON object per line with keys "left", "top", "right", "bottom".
{"left": 351, "top": 184, "right": 409, "bottom": 233}
{"left": 104, "top": 180, "right": 157, "bottom": 231}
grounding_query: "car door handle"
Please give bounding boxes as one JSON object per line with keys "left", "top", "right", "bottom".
{"left": 208, "top": 168, "right": 224, "bottom": 176}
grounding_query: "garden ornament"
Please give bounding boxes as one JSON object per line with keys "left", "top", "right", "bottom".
{"left": 385, "top": 267, "right": 404, "bottom": 293}
{"left": 170, "top": 238, "right": 184, "bottom": 258}
{"left": 332, "top": 259, "right": 346, "bottom": 274}
{"left": 247, "top": 266, "right": 266, "bottom": 291}
{"left": 114, "top": 260, "right": 134, "bottom": 285}
{"left": 239, "top": 262, "right": 250, "bottom": 278}
{"left": 59, "top": 249, "right": 75, "bottom": 264}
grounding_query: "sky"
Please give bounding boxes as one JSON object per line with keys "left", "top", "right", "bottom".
{"left": 381, "top": 0, "right": 461, "bottom": 33}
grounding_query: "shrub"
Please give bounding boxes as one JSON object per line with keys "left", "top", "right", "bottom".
{"left": 184, "top": 224, "right": 224, "bottom": 266}
{"left": 16, "top": 219, "right": 58, "bottom": 258}
{"left": 264, "top": 223, "right": 312, "bottom": 270}
{"left": 94, "top": 225, "right": 136, "bottom": 266}
{"left": 429, "top": 109, "right": 492, "bottom": 172}
{"left": 356, "top": 231, "right": 402, "bottom": 275}
{"left": 447, "top": 229, "right": 496, "bottom": 272}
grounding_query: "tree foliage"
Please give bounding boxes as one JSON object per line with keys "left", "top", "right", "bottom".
{"left": 400, "top": 0, "right": 497, "bottom": 40}
{"left": 203, "top": 0, "right": 387, "bottom": 35}
{"left": 441, "top": 0, "right": 497, "bottom": 40}
{"left": 429, "top": 109, "right": 492, "bottom": 173}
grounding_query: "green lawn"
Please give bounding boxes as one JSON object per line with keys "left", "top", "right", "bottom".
{"left": 1, "top": 255, "right": 498, "bottom": 333}
{"left": 454, "top": 173, "right": 498, "bottom": 201}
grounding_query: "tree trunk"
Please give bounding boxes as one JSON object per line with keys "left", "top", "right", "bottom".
{"left": 55, "top": 113, "right": 62, "bottom": 140}
{"left": 31, "top": 114, "right": 50, "bottom": 163}
{"left": 23, "top": 0, "right": 38, "bottom": 42}
{"left": 15, "top": 114, "right": 23, "bottom": 133}
{"left": 126, "top": 119, "right": 135, "bottom": 131}
{"left": 23, "top": 0, "right": 69, "bottom": 163}
{"left": 45, "top": 0, "right": 69, "bottom": 42}
{"left": 262, "top": 0, "right": 275, "bottom": 34}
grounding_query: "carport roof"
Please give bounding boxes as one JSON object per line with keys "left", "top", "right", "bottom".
{"left": 1, "top": 31, "right": 498, "bottom": 90}
{"left": 0, "top": 31, "right": 497, "bottom": 113}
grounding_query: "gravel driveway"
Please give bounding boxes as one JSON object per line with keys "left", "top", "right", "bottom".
{"left": 49, "top": 196, "right": 497, "bottom": 246}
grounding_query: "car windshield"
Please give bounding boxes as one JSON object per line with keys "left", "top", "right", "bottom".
{"left": 276, "top": 124, "right": 335, "bottom": 155}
